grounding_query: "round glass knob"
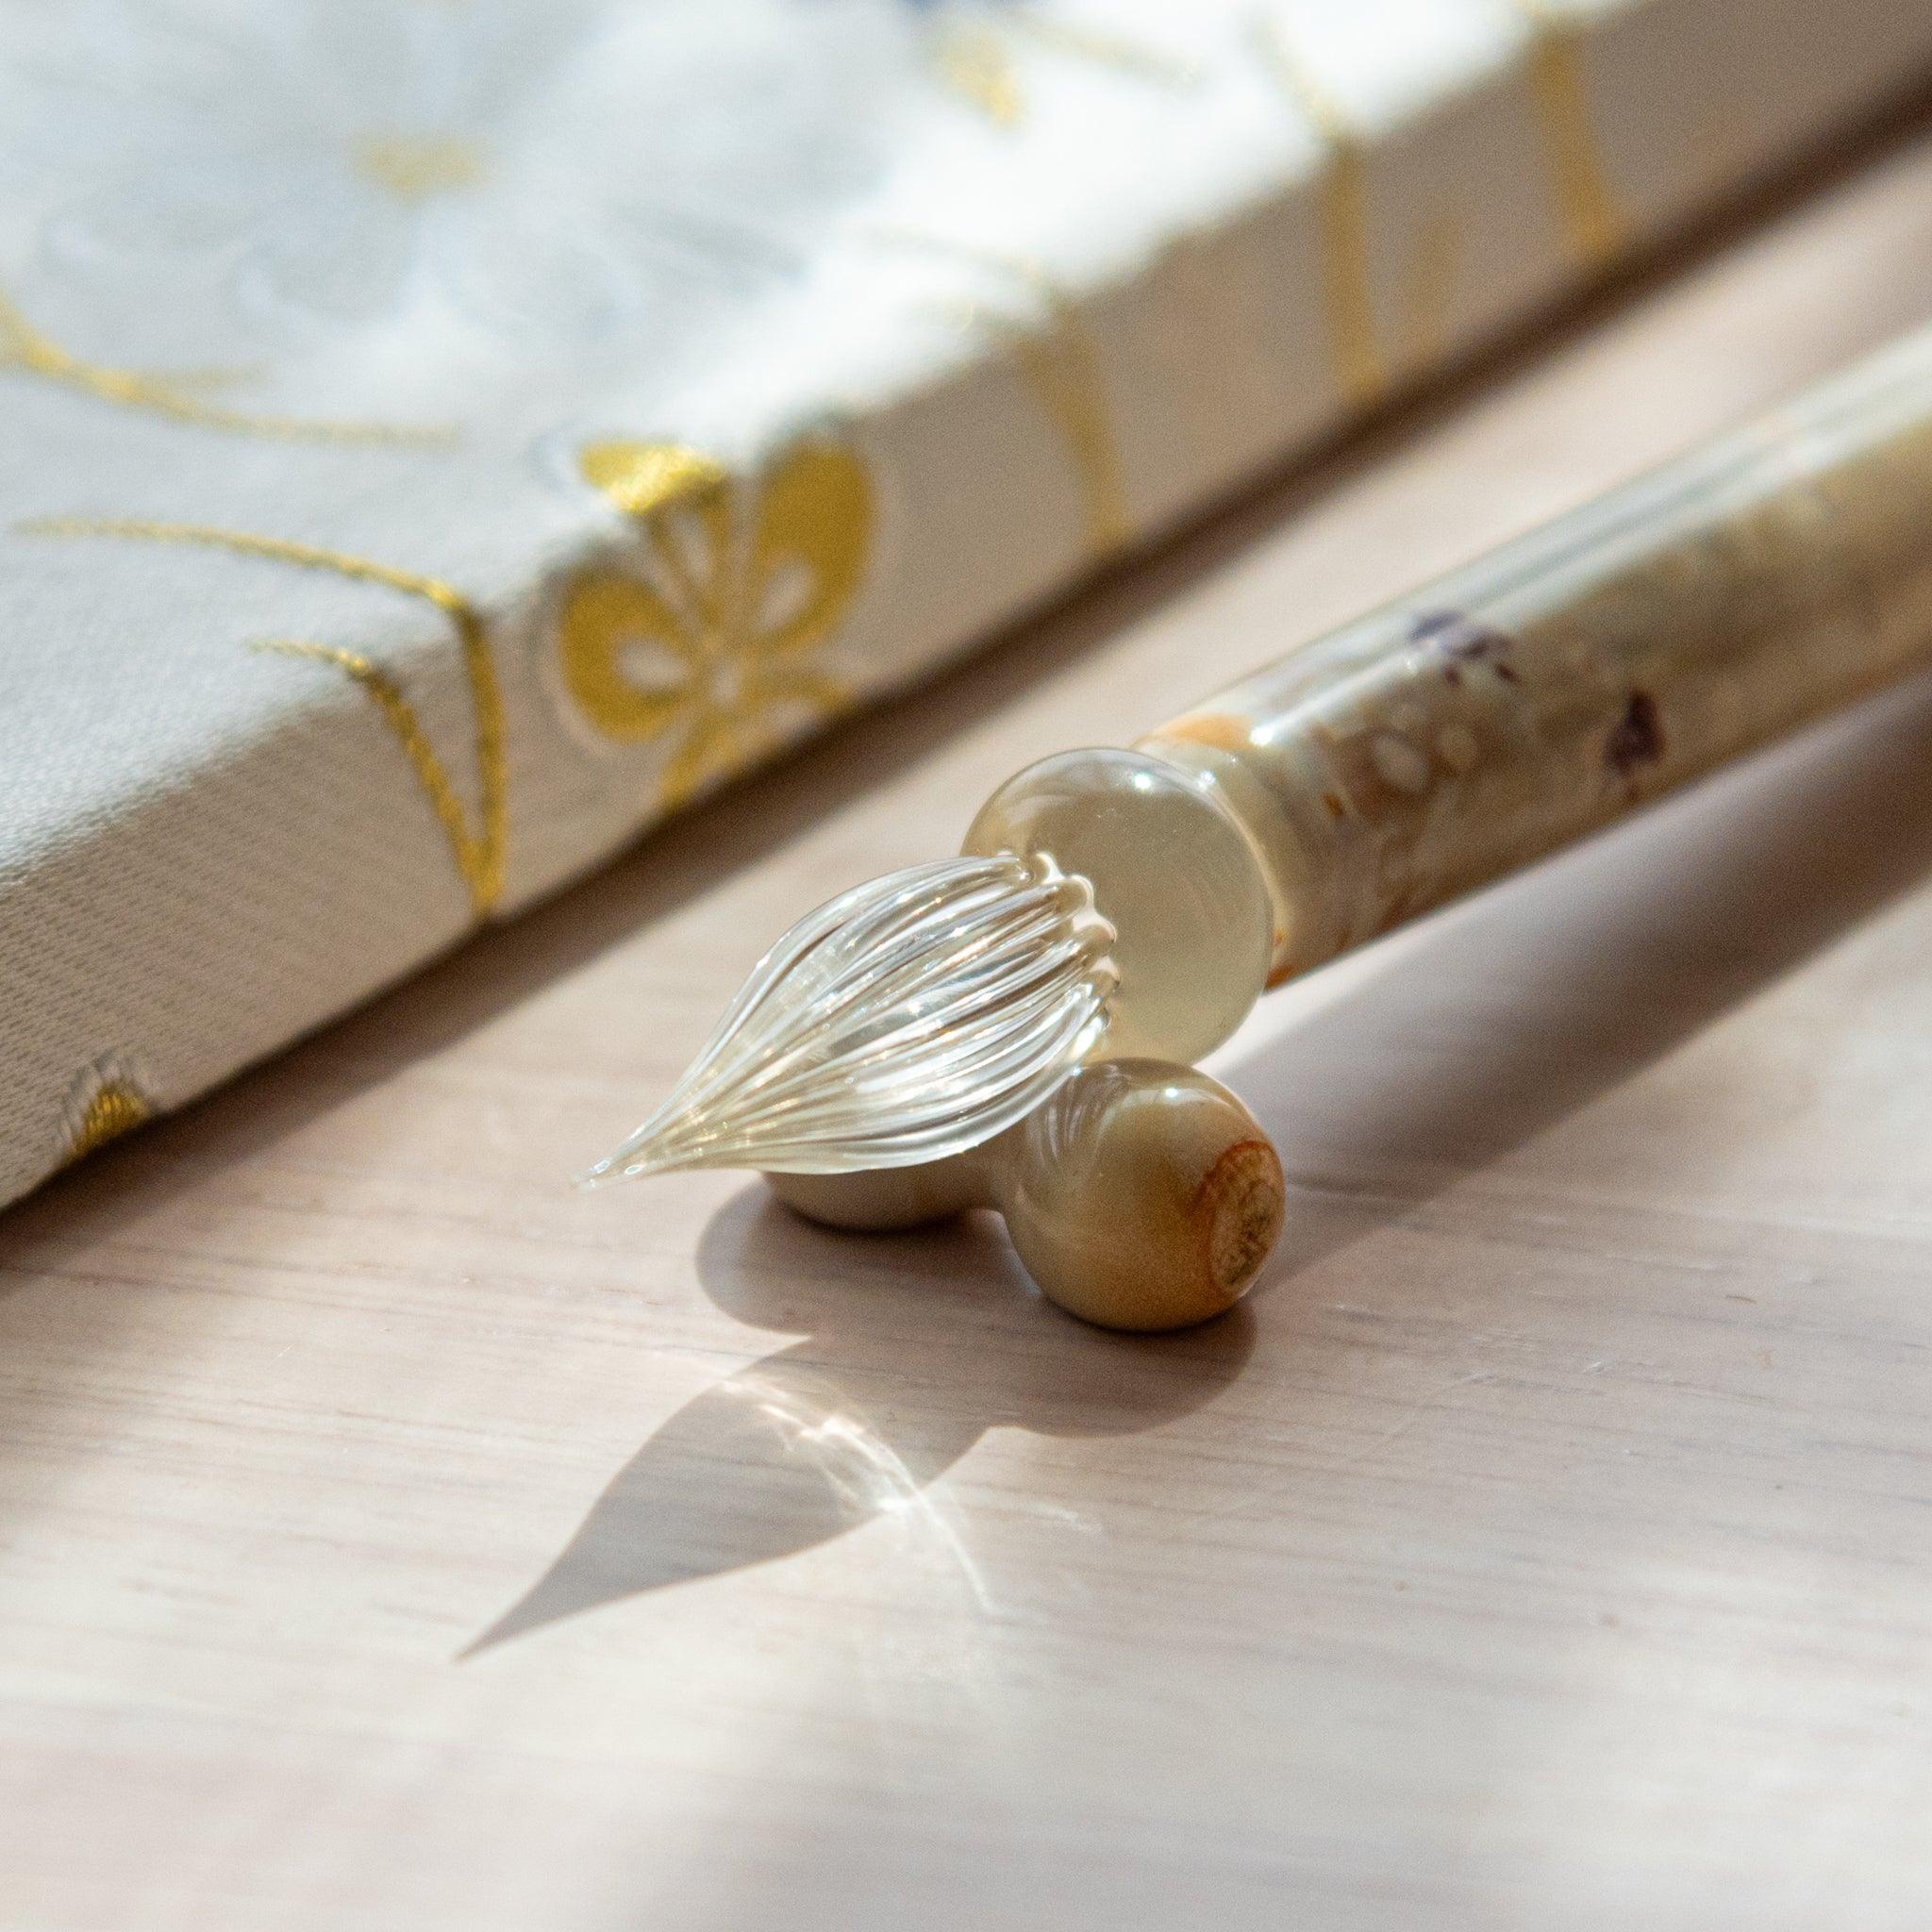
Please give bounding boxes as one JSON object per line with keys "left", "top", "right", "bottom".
{"left": 963, "top": 748, "right": 1274, "bottom": 1065}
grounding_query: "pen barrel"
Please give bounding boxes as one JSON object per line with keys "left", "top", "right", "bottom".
{"left": 1141, "top": 333, "right": 1932, "bottom": 985}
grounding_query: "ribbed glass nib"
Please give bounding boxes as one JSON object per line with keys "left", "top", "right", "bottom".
{"left": 582, "top": 853, "right": 1117, "bottom": 1182}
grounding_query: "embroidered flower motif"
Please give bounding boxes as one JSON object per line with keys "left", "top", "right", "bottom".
{"left": 61, "top": 1054, "right": 153, "bottom": 1165}
{"left": 2, "top": 0, "right": 911, "bottom": 344}
{"left": 557, "top": 440, "right": 874, "bottom": 809}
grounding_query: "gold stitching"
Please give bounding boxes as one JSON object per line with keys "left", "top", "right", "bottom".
{"left": 1257, "top": 16, "right": 1468, "bottom": 404}
{"left": 1512, "top": 0, "right": 1625, "bottom": 265}
{"left": 25, "top": 519, "right": 506, "bottom": 915}
{"left": 894, "top": 235, "right": 1130, "bottom": 558}
{"left": 65, "top": 1080, "right": 151, "bottom": 1163}
{"left": 0, "top": 286, "right": 455, "bottom": 446}
{"left": 931, "top": 9, "right": 1196, "bottom": 125}
{"left": 935, "top": 25, "right": 1024, "bottom": 125}
{"left": 1256, "top": 18, "right": 1388, "bottom": 408}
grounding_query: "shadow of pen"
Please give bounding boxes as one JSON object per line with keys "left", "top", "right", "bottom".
{"left": 463, "top": 1200, "right": 1254, "bottom": 1653}
{"left": 467, "top": 677, "right": 1932, "bottom": 1655}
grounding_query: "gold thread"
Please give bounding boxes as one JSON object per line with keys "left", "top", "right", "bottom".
{"left": 931, "top": 12, "right": 1195, "bottom": 125}
{"left": 578, "top": 441, "right": 727, "bottom": 636}
{"left": 25, "top": 519, "right": 507, "bottom": 914}
{"left": 561, "top": 439, "right": 871, "bottom": 808}
{"left": 1004, "top": 308, "right": 1130, "bottom": 555}
{"left": 65, "top": 1080, "right": 151, "bottom": 1163}
{"left": 1512, "top": 0, "right": 1624, "bottom": 266}
{"left": 891, "top": 234, "right": 1130, "bottom": 558}
{"left": 934, "top": 25, "right": 1024, "bottom": 125}
{"left": 1256, "top": 19, "right": 1387, "bottom": 408}
{"left": 0, "top": 288, "right": 455, "bottom": 446}
{"left": 1001, "top": 13, "right": 1202, "bottom": 88}
{"left": 253, "top": 641, "right": 499, "bottom": 907}
{"left": 577, "top": 442, "right": 728, "bottom": 519}
{"left": 352, "top": 130, "right": 486, "bottom": 203}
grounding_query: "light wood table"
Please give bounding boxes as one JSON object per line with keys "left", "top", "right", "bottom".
{"left": 8, "top": 125, "right": 1932, "bottom": 1932}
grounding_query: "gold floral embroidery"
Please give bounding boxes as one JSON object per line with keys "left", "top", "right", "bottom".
{"left": 579, "top": 442, "right": 729, "bottom": 517}
{"left": 61, "top": 1058, "right": 154, "bottom": 1165}
{"left": 0, "top": 286, "right": 454, "bottom": 445}
{"left": 25, "top": 521, "right": 507, "bottom": 915}
{"left": 558, "top": 439, "right": 873, "bottom": 809}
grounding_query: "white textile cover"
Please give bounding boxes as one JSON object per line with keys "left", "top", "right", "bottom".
{"left": 2, "top": 0, "right": 1928, "bottom": 1206}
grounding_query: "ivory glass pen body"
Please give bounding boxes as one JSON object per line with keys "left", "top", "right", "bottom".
{"left": 1146, "top": 329, "right": 1932, "bottom": 983}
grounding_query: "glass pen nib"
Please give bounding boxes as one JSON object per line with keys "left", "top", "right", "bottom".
{"left": 582, "top": 853, "right": 1116, "bottom": 1182}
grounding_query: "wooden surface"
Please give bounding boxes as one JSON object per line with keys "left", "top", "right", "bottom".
{"left": 8, "top": 128, "right": 1932, "bottom": 1932}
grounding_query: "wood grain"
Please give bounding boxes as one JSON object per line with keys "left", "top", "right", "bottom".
{"left": 8, "top": 126, "right": 1932, "bottom": 1932}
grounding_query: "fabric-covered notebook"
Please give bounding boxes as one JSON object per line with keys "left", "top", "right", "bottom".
{"left": 4, "top": 0, "right": 1930, "bottom": 1208}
